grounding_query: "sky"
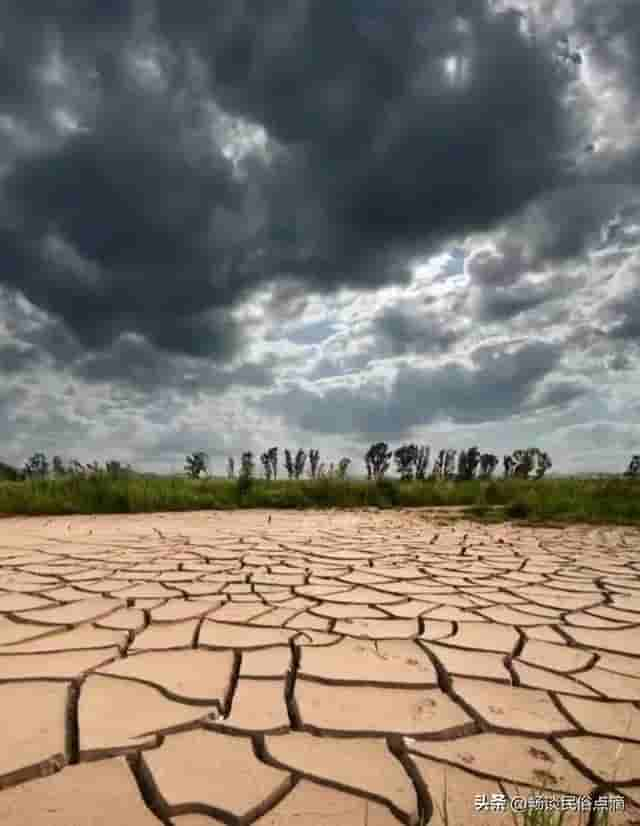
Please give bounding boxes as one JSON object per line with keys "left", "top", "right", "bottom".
{"left": 0, "top": 0, "right": 639, "bottom": 477}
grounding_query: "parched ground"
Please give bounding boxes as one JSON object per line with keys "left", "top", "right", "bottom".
{"left": 0, "top": 509, "right": 639, "bottom": 826}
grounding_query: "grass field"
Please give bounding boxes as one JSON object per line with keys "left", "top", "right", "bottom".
{"left": 0, "top": 474, "right": 639, "bottom": 524}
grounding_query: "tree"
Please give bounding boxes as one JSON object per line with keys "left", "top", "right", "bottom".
{"left": 456, "top": 446, "right": 482, "bottom": 481}
{"left": 443, "top": 449, "right": 457, "bottom": 480}
{"left": 238, "top": 451, "right": 255, "bottom": 496}
{"left": 479, "top": 453, "right": 499, "bottom": 479}
{"left": 317, "top": 462, "right": 327, "bottom": 479}
{"left": 415, "top": 446, "right": 430, "bottom": 480}
{"left": 503, "top": 455, "right": 515, "bottom": 478}
{"left": 24, "top": 452, "right": 49, "bottom": 479}
{"left": 294, "top": 449, "right": 307, "bottom": 480}
{"left": 431, "top": 449, "right": 446, "bottom": 479}
{"left": 534, "top": 450, "right": 552, "bottom": 479}
{"left": 284, "top": 449, "right": 294, "bottom": 480}
{"left": 52, "top": 455, "right": 67, "bottom": 478}
{"left": 456, "top": 449, "right": 468, "bottom": 481}
{"left": 227, "top": 457, "right": 235, "bottom": 479}
{"left": 105, "top": 460, "right": 131, "bottom": 478}
{"left": 0, "top": 461, "right": 21, "bottom": 481}
{"left": 466, "top": 446, "right": 481, "bottom": 479}
{"left": 512, "top": 449, "right": 535, "bottom": 479}
{"left": 624, "top": 455, "right": 640, "bottom": 478}
{"left": 337, "top": 457, "right": 351, "bottom": 479}
{"left": 309, "top": 449, "right": 320, "bottom": 479}
{"left": 68, "top": 459, "right": 85, "bottom": 477}
{"left": 508, "top": 448, "right": 552, "bottom": 480}
{"left": 185, "top": 452, "right": 208, "bottom": 479}
{"left": 267, "top": 447, "right": 278, "bottom": 480}
{"left": 394, "top": 444, "right": 418, "bottom": 481}
{"left": 240, "top": 451, "right": 255, "bottom": 480}
{"left": 365, "top": 442, "right": 392, "bottom": 481}
{"left": 86, "top": 460, "right": 101, "bottom": 475}
{"left": 260, "top": 451, "right": 273, "bottom": 480}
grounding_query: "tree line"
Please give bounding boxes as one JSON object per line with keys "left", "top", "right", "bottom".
{"left": 206, "top": 444, "right": 554, "bottom": 483}
{"left": 1, "top": 449, "right": 639, "bottom": 483}
{"left": 0, "top": 455, "right": 133, "bottom": 481}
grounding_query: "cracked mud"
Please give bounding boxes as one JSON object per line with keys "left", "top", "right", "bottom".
{"left": 0, "top": 508, "right": 640, "bottom": 824}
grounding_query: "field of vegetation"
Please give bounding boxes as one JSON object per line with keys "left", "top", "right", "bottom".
{"left": 0, "top": 444, "right": 638, "bottom": 523}
{"left": 1, "top": 472, "right": 640, "bottom": 525}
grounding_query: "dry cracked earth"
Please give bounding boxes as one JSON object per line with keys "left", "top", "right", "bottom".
{"left": 1, "top": 508, "right": 640, "bottom": 825}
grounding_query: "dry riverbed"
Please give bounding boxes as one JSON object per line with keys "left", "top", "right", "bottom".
{"left": 0, "top": 508, "right": 639, "bottom": 825}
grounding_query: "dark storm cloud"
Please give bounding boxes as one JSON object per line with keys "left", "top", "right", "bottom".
{"left": 0, "top": 0, "right": 592, "bottom": 372}
{"left": 259, "top": 339, "right": 565, "bottom": 438}
{"left": 502, "top": 0, "right": 640, "bottom": 266}
{"left": 469, "top": 0, "right": 640, "bottom": 272}
{"left": 74, "top": 333, "right": 275, "bottom": 394}
{"left": 0, "top": 292, "right": 270, "bottom": 397}
{"left": 0, "top": 1, "right": 133, "bottom": 145}
{"left": 1, "top": 88, "right": 250, "bottom": 359}
{"left": 215, "top": 1, "right": 588, "bottom": 265}
{"left": 506, "top": 183, "right": 639, "bottom": 267}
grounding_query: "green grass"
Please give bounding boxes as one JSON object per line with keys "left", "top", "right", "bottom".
{"left": 0, "top": 474, "right": 639, "bottom": 523}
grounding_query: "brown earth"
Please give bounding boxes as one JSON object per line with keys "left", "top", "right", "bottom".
{"left": 0, "top": 508, "right": 639, "bottom": 824}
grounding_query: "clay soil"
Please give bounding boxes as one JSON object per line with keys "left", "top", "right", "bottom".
{"left": 0, "top": 508, "right": 639, "bottom": 825}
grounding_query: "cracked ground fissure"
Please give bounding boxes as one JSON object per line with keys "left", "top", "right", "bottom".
{"left": 0, "top": 510, "right": 640, "bottom": 824}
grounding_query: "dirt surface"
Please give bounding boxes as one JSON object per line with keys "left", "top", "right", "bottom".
{"left": 0, "top": 508, "right": 639, "bottom": 825}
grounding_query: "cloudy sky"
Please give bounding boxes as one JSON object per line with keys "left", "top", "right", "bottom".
{"left": 1, "top": 0, "right": 639, "bottom": 477}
